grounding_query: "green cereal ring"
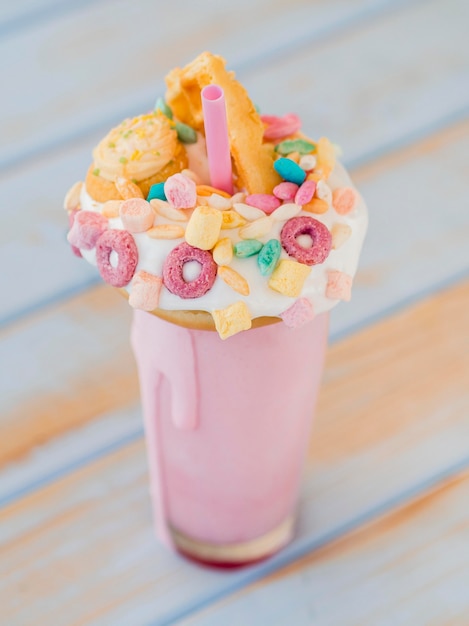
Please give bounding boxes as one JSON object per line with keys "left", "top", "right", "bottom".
{"left": 155, "top": 97, "right": 173, "bottom": 119}
{"left": 274, "top": 139, "right": 316, "bottom": 155}
{"left": 176, "top": 122, "right": 198, "bottom": 144}
{"left": 257, "top": 239, "right": 281, "bottom": 276}
{"left": 234, "top": 239, "right": 263, "bottom": 258}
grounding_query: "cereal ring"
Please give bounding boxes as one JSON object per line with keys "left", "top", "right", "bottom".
{"left": 280, "top": 216, "right": 332, "bottom": 266}
{"left": 67, "top": 210, "right": 108, "bottom": 250}
{"left": 96, "top": 229, "right": 138, "bottom": 288}
{"left": 163, "top": 242, "right": 217, "bottom": 299}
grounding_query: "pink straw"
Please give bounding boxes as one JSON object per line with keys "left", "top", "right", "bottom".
{"left": 201, "top": 85, "right": 233, "bottom": 194}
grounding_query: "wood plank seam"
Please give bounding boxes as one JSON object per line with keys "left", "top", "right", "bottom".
{"left": 0, "top": 0, "right": 426, "bottom": 174}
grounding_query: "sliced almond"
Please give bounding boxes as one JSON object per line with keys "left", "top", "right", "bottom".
{"left": 270, "top": 203, "right": 301, "bottom": 221}
{"left": 239, "top": 216, "right": 272, "bottom": 239}
{"left": 147, "top": 224, "right": 185, "bottom": 239}
{"left": 150, "top": 199, "right": 189, "bottom": 221}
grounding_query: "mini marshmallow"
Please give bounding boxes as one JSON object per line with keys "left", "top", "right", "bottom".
{"left": 326, "top": 270, "right": 353, "bottom": 301}
{"left": 332, "top": 187, "right": 359, "bottom": 215}
{"left": 280, "top": 298, "right": 315, "bottom": 328}
{"left": 185, "top": 205, "right": 223, "bottom": 250}
{"left": 119, "top": 198, "right": 154, "bottom": 233}
{"left": 129, "top": 271, "right": 163, "bottom": 311}
{"left": 268, "top": 259, "right": 311, "bottom": 297}
{"left": 212, "top": 301, "right": 252, "bottom": 339}
{"left": 165, "top": 173, "right": 197, "bottom": 208}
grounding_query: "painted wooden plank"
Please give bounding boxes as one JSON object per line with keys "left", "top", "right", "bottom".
{"left": 0, "top": 0, "right": 412, "bottom": 169}
{"left": 3, "top": 0, "right": 469, "bottom": 327}
{"left": 0, "top": 285, "right": 136, "bottom": 466}
{"left": 1, "top": 279, "right": 468, "bottom": 625}
{"left": 183, "top": 471, "right": 469, "bottom": 626}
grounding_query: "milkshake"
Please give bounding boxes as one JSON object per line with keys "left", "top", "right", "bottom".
{"left": 64, "top": 52, "right": 368, "bottom": 564}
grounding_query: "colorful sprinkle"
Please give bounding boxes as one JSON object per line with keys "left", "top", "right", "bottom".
{"left": 154, "top": 97, "right": 173, "bottom": 119}
{"left": 234, "top": 239, "right": 263, "bottom": 258}
{"left": 274, "top": 157, "right": 306, "bottom": 185}
{"left": 257, "top": 239, "right": 281, "bottom": 276}
{"left": 273, "top": 182, "right": 299, "bottom": 201}
{"left": 175, "top": 121, "right": 198, "bottom": 144}
{"left": 294, "top": 180, "right": 317, "bottom": 206}
{"left": 332, "top": 187, "right": 359, "bottom": 215}
{"left": 274, "top": 139, "right": 316, "bottom": 155}
{"left": 261, "top": 113, "right": 301, "bottom": 140}
{"left": 217, "top": 265, "right": 250, "bottom": 296}
{"left": 147, "top": 182, "right": 167, "bottom": 202}
{"left": 212, "top": 237, "right": 233, "bottom": 266}
{"left": 245, "top": 193, "right": 281, "bottom": 215}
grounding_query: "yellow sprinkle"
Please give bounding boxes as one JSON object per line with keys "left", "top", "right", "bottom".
{"left": 196, "top": 185, "right": 232, "bottom": 199}
{"left": 130, "top": 149, "right": 142, "bottom": 161}
{"left": 212, "top": 238, "right": 233, "bottom": 266}
{"left": 218, "top": 266, "right": 250, "bottom": 296}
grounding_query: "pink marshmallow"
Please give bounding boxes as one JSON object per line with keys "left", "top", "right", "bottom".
{"left": 294, "top": 180, "right": 317, "bottom": 206}
{"left": 164, "top": 173, "right": 197, "bottom": 209}
{"left": 280, "top": 298, "right": 315, "bottom": 328}
{"left": 67, "top": 210, "right": 108, "bottom": 250}
{"left": 332, "top": 187, "right": 359, "bottom": 215}
{"left": 68, "top": 210, "right": 82, "bottom": 257}
{"left": 119, "top": 198, "right": 154, "bottom": 233}
{"left": 326, "top": 270, "right": 353, "bottom": 301}
{"left": 129, "top": 270, "right": 163, "bottom": 311}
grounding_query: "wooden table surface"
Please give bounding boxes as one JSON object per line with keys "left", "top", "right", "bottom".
{"left": 1, "top": 1, "right": 469, "bottom": 624}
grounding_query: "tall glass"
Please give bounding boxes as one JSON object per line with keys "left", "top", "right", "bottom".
{"left": 131, "top": 309, "right": 328, "bottom": 565}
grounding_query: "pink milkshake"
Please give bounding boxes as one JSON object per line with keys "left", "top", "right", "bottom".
{"left": 131, "top": 310, "right": 328, "bottom": 564}
{"left": 64, "top": 52, "right": 367, "bottom": 565}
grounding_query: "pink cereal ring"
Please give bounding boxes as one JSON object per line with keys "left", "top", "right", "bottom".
{"left": 294, "top": 180, "right": 317, "bottom": 206}
{"left": 332, "top": 187, "right": 359, "bottom": 215}
{"left": 245, "top": 193, "right": 281, "bottom": 214}
{"left": 119, "top": 198, "right": 154, "bottom": 233}
{"left": 68, "top": 210, "right": 82, "bottom": 257}
{"left": 164, "top": 173, "right": 197, "bottom": 209}
{"left": 280, "top": 216, "right": 332, "bottom": 266}
{"left": 163, "top": 242, "right": 217, "bottom": 299}
{"left": 273, "top": 182, "right": 299, "bottom": 201}
{"left": 96, "top": 229, "right": 138, "bottom": 287}
{"left": 67, "top": 210, "right": 107, "bottom": 250}
{"left": 261, "top": 113, "right": 301, "bottom": 140}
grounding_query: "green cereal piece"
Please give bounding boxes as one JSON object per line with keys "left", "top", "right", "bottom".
{"left": 274, "top": 139, "right": 316, "bottom": 155}
{"left": 92, "top": 168, "right": 100, "bottom": 176}
{"left": 175, "top": 121, "right": 198, "bottom": 144}
{"left": 257, "top": 239, "right": 281, "bottom": 276}
{"left": 234, "top": 239, "right": 263, "bottom": 258}
{"left": 119, "top": 156, "right": 128, "bottom": 164}
{"left": 155, "top": 97, "right": 173, "bottom": 120}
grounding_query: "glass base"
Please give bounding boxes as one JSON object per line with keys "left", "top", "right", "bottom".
{"left": 170, "top": 516, "right": 295, "bottom": 567}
